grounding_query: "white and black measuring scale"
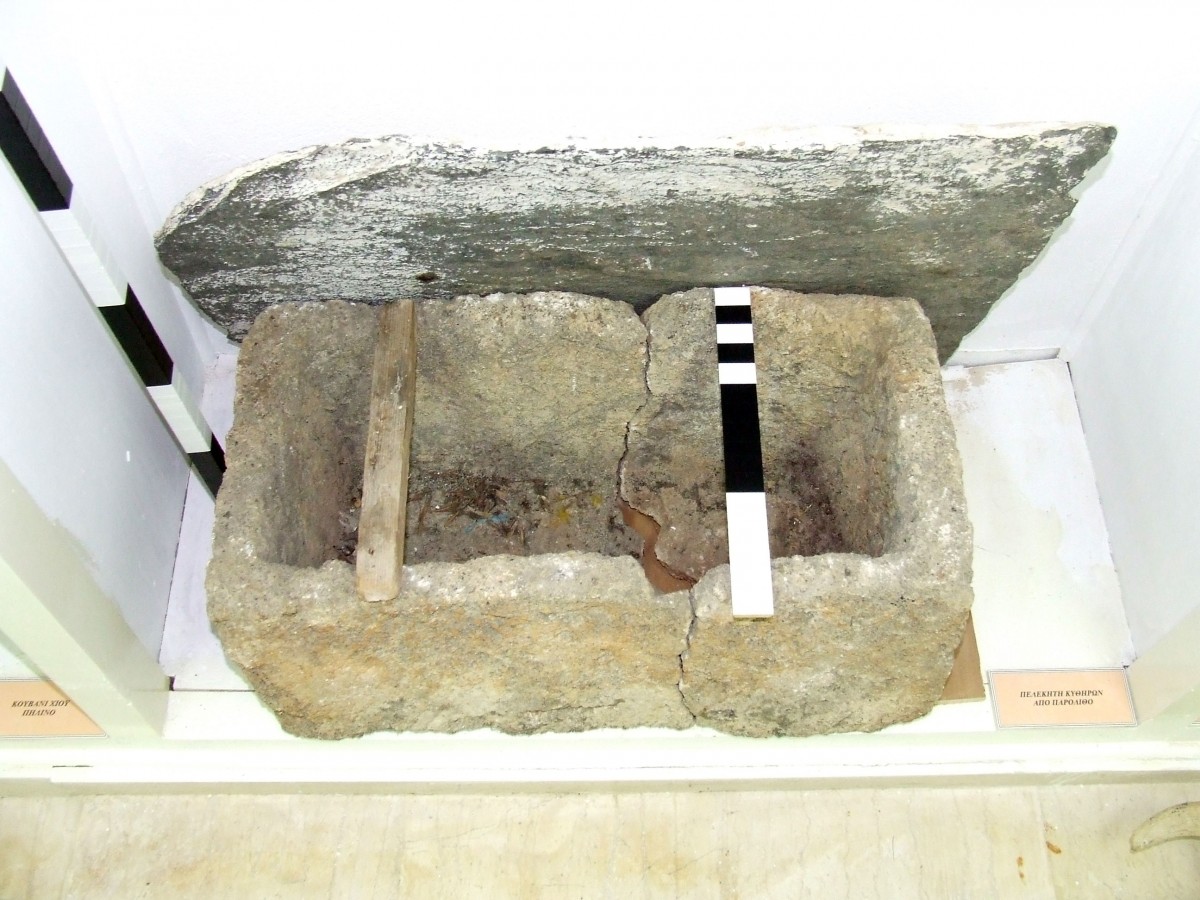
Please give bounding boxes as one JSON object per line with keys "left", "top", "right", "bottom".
{"left": 714, "top": 286, "right": 775, "bottom": 618}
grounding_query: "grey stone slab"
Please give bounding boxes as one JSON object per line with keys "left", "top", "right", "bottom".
{"left": 156, "top": 127, "right": 1115, "bottom": 359}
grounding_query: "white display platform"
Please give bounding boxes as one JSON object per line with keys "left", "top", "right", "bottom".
{"left": 944, "top": 361, "right": 1132, "bottom": 672}
{"left": 97, "top": 353, "right": 1198, "bottom": 791}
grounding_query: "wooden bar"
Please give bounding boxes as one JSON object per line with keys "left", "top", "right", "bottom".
{"left": 356, "top": 300, "right": 417, "bottom": 603}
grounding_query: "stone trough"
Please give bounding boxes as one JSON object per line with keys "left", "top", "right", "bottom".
{"left": 206, "top": 288, "right": 973, "bottom": 740}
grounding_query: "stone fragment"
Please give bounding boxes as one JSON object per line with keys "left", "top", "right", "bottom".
{"left": 405, "top": 292, "right": 647, "bottom": 563}
{"left": 412, "top": 291, "right": 644, "bottom": 485}
{"left": 155, "top": 127, "right": 1116, "bottom": 359}
{"left": 620, "top": 289, "right": 726, "bottom": 582}
{"left": 678, "top": 290, "right": 973, "bottom": 736}
{"left": 206, "top": 296, "right": 692, "bottom": 739}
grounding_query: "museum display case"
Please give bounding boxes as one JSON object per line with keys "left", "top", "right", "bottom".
{"left": 2, "top": 5, "right": 1198, "bottom": 789}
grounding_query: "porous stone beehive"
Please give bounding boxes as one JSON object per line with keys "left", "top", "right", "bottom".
{"left": 206, "top": 288, "right": 972, "bottom": 739}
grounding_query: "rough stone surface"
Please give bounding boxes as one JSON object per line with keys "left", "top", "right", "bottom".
{"left": 619, "top": 289, "right": 726, "bottom": 582}
{"left": 621, "top": 289, "right": 896, "bottom": 581}
{"left": 404, "top": 292, "right": 645, "bottom": 563}
{"left": 681, "top": 553, "right": 972, "bottom": 737}
{"left": 411, "top": 292, "right": 645, "bottom": 484}
{"left": 219, "top": 300, "right": 375, "bottom": 572}
{"left": 677, "top": 290, "right": 974, "bottom": 737}
{"left": 207, "top": 290, "right": 972, "bottom": 740}
{"left": 210, "top": 552, "right": 692, "bottom": 739}
{"left": 207, "top": 298, "right": 692, "bottom": 738}
{"left": 156, "top": 126, "right": 1116, "bottom": 359}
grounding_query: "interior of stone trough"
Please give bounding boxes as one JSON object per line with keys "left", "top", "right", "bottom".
{"left": 260, "top": 289, "right": 905, "bottom": 591}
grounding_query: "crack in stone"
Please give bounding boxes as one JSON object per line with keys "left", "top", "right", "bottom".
{"left": 525, "top": 700, "right": 624, "bottom": 716}
{"left": 615, "top": 311, "right": 698, "bottom": 594}
{"left": 613, "top": 310, "right": 699, "bottom": 723}
{"left": 611, "top": 310, "right": 700, "bottom": 722}
{"left": 677, "top": 587, "right": 699, "bottom": 723}
{"left": 615, "top": 316, "right": 652, "bottom": 515}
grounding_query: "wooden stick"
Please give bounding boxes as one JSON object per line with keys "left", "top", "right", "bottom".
{"left": 356, "top": 300, "right": 417, "bottom": 602}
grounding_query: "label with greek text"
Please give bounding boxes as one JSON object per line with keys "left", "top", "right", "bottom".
{"left": 0, "top": 680, "right": 105, "bottom": 737}
{"left": 989, "top": 669, "right": 1136, "bottom": 727}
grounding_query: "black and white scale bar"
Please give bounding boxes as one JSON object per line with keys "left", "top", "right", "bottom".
{"left": 188, "top": 435, "right": 226, "bottom": 496}
{"left": 2, "top": 69, "right": 225, "bottom": 495}
{"left": 714, "top": 286, "right": 774, "bottom": 618}
{"left": 0, "top": 71, "right": 71, "bottom": 211}
{"left": 100, "top": 287, "right": 173, "bottom": 387}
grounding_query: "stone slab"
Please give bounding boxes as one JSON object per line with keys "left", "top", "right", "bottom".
{"left": 155, "top": 126, "right": 1115, "bottom": 359}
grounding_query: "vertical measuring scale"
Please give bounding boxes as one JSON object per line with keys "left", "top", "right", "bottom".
{"left": 713, "top": 286, "right": 775, "bottom": 618}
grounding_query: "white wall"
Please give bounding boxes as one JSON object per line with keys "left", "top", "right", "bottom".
{"left": 0, "top": 162, "right": 189, "bottom": 654}
{"left": 0, "top": 7, "right": 223, "bottom": 395}
{"left": 0, "top": 10, "right": 218, "bottom": 657}
{"left": 1065, "top": 112, "right": 1200, "bottom": 652}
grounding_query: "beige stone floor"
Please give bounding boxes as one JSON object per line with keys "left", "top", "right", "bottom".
{"left": 2, "top": 782, "right": 1199, "bottom": 898}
